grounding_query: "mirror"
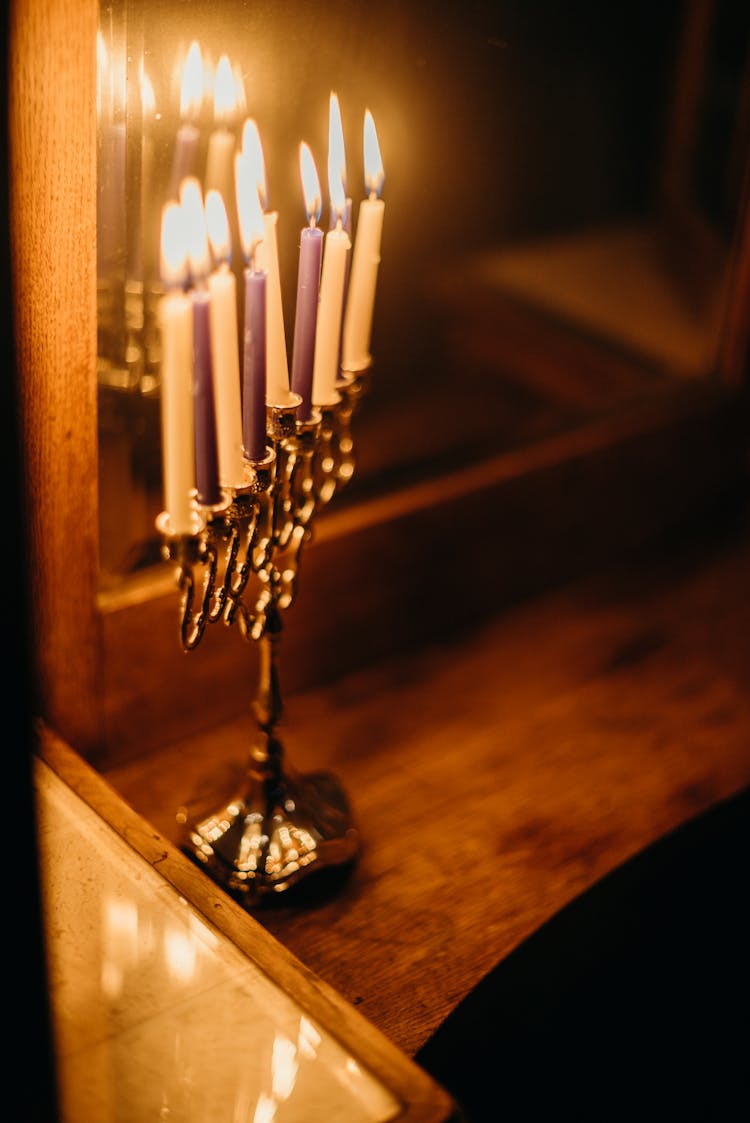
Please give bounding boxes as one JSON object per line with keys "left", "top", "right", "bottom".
{"left": 97, "top": 0, "right": 750, "bottom": 587}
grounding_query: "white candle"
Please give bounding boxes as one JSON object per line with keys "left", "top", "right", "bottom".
{"left": 204, "top": 56, "right": 239, "bottom": 226}
{"left": 241, "top": 118, "right": 290, "bottom": 404}
{"left": 312, "top": 134, "right": 351, "bottom": 405}
{"left": 158, "top": 203, "right": 194, "bottom": 534}
{"left": 342, "top": 109, "right": 385, "bottom": 372}
{"left": 312, "top": 226, "right": 350, "bottom": 406}
{"left": 205, "top": 189, "right": 245, "bottom": 489}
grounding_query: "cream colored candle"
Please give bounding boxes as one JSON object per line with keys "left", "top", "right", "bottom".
{"left": 313, "top": 127, "right": 351, "bottom": 405}
{"left": 241, "top": 118, "right": 290, "bottom": 404}
{"left": 158, "top": 202, "right": 194, "bottom": 533}
{"left": 342, "top": 110, "right": 385, "bottom": 372}
{"left": 205, "top": 190, "right": 244, "bottom": 489}
{"left": 255, "top": 211, "right": 289, "bottom": 403}
{"left": 204, "top": 56, "right": 240, "bottom": 227}
{"left": 312, "top": 225, "right": 350, "bottom": 406}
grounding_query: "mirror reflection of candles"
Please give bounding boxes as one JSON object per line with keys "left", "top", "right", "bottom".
{"left": 96, "top": 0, "right": 749, "bottom": 593}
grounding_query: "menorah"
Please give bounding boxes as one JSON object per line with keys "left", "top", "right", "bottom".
{"left": 156, "top": 367, "right": 368, "bottom": 903}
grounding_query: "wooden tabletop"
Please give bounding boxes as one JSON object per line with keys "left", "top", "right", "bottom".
{"left": 106, "top": 504, "right": 750, "bottom": 1059}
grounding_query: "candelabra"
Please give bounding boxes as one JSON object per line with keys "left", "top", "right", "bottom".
{"left": 157, "top": 366, "right": 369, "bottom": 903}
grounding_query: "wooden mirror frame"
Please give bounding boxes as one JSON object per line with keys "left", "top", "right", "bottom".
{"left": 10, "top": 0, "right": 750, "bottom": 774}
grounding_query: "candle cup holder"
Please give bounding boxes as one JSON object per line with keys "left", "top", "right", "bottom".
{"left": 158, "top": 368, "right": 370, "bottom": 904}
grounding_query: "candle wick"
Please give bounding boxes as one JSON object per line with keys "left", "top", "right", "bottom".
{"left": 368, "top": 189, "right": 378, "bottom": 202}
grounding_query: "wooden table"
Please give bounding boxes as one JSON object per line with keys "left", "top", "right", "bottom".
{"left": 105, "top": 504, "right": 750, "bottom": 1059}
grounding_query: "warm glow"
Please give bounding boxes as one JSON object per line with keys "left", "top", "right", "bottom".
{"left": 299, "top": 143, "right": 322, "bottom": 225}
{"left": 252, "top": 1095, "right": 277, "bottom": 1123}
{"left": 180, "top": 40, "right": 204, "bottom": 120}
{"left": 180, "top": 177, "right": 211, "bottom": 280}
{"left": 163, "top": 925, "right": 198, "bottom": 986}
{"left": 213, "top": 54, "right": 239, "bottom": 124}
{"left": 160, "top": 202, "right": 189, "bottom": 288}
{"left": 235, "top": 152, "right": 265, "bottom": 262}
{"left": 363, "top": 109, "right": 384, "bottom": 197}
{"left": 205, "top": 189, "right": 231, "bottom": 265}
{"left": 140, "top": 67, "right": 155, "bottom": 119}
{"left": 329, "top": 92, "right": 347, "bottom": 195}
{"left": 241, "top": 118, "right": 268, "bottom": 210}
{"left": 271, "top": 1034, "right": 299, "bottom": 1101}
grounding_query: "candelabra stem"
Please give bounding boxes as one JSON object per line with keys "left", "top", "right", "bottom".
{"left": 178, "top": 598, "right": 359, "bottom": 902}
{"left": 252, "top": 609, "right": 283, "bottom": 735}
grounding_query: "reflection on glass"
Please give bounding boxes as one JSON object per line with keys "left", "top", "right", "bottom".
{"left": 36, "top": 758, "right": 401, "bottom": 1123}
{"left": 97, "top": 1, "right": 749, "bottom": 586}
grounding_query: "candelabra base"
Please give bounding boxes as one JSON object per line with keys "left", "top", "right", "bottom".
{"left": 177, "top": 737, "right": 359, "bottom": 903}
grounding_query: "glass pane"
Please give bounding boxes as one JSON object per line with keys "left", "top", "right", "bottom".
{"left": 97, "top": 1, "right": 750, "bottom": 585}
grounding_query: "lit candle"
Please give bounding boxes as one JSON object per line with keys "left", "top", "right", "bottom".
{"left": 312, "top": 138, "right": 351, "bottom": 407}
{"left": 204, "top": 56, "right": 239, "bottom": 234}
{"left": 328, "top": 93, "right": 352, "bottom": 236}
{"left": 205, "top": 189, "right": 245, "bottom": 489}
{"left": 181, "top": 178, "right": 221, "bottom": 507}
{"left": 235, "top": 150, "right": 268, "bottom": 462}
{"left": 158, "top": 202, "right": 194, "bottom": 534}
{"left": 290, "top": 143, "right": 323, "bottom": 421}
{"left": 341, "top": 109, "right": 385, "bottom": 372}
{"left": 328, "top": 92, "right": 352, "bottom": 376}
{"left": 167, "top": 41, "right": 204, "bottom": 202}
{"left": 241, "top": 118, "right": 290, "bottom": 404}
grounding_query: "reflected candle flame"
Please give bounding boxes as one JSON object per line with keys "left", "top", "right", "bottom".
{"left": 329, "top": 91, "right": 347, "bottom": 196}
{"left": 180, "top": 177, "right": 211, "bottom": 281}
{"left": 140, "top": 67, "right": 156, "bottom": 118}
{"left": 297, "top": 1015, "right": 322, "bottom": 1060}
{"left": 163, "top": 925, "right": 198, "bottom": 985}
{"left": 205, "top": 189, "right": 231, "bottom": 265}
{"left": 180, "top": 40, "right": 204, "bottom": 121}
{"left": 213, "top": 54, "right": 239, "bottom": 124}
{"left": 241, "top": 118, "right": 268, "bottom": 210}
{"left": 299, "top": 143, "right": 322, "bottom": 225}
{"left": 252, "top": 1094, "right": 277, "bottom": 1123}
{"left": 160, "top": 201, "right": 189, "bottom": 289}
{"left": 235, "top": 151, "right": 265, "bottom": 263}
{"left": 271, "top": 1034, "right": 299, "bottom": 1102}
{"left": 363, "top": 109, "right": 384, "bottom": 197}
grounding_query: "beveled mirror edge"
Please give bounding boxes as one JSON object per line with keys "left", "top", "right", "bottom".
{"left": 36, "top": 720, "right": 462, "bottom": 1123}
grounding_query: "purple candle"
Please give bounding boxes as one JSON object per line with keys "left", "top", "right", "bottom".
{"left": 242, "top": 268, "right": 267, "bottom": 461}
{"left": 192, "top": 289, "right": 221, "bottom": 507}
{"left": 291, "top": 143, "right": 323, "bottom": 420}
{"left": 235, "top": 147, "right": 270, "bottom": 461}
{"left": 291, "top": 225, "right": 323, "bottom": 420}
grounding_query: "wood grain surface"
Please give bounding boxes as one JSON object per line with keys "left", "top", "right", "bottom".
{"left": 9, "top": 0, "right": 102, "bottom": 755}
{"left": 105, "top": 503, "right": 750, "bottom": 1058}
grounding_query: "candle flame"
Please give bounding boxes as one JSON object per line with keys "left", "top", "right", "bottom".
{"left": 213, "top": 55, "right": 239, "bottom": 124}
{"left": 205, "top": 189, "right": 231, "bottom": 265}
{"left": 160, "top": 202, "right": 189, "bottom": 289}
{"left": 328, "top": 92, "right": 347, "bottom": 195}
{"left": 241, "top": 118, "right": 268, "bottom": 211}
{"left": 363, "top": 109, "right": 384, "bottom": 197}
{"left": 235, "top": 151, "right": 265, "bottom": 263}
{"left": 140, "top": 67, "right": 156, "bottom": 118}
{"left": 180, "top": 41, "right": 204, "bottom": 121}
{"left": 299, "top": 143, "right": 322, "bottom": 225}
{"left": 180, "top": 177, "right": 211, "bottom": 280}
